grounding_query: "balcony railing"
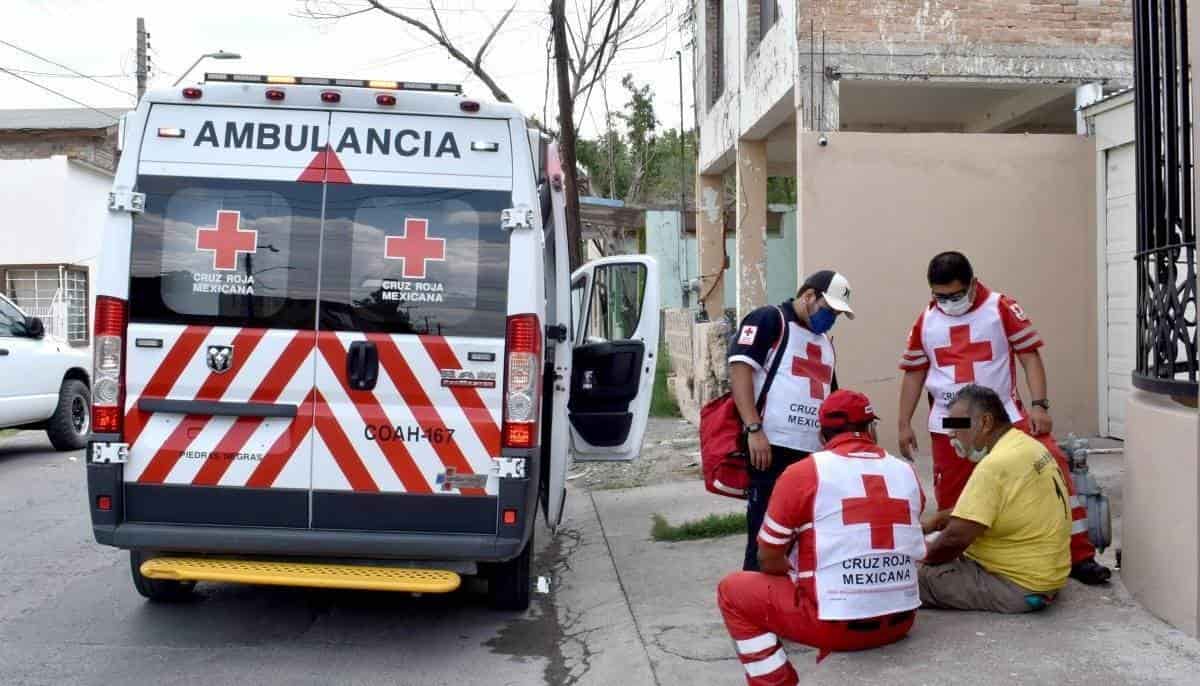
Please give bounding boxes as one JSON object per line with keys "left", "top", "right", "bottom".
{"left": 1132, "top": 0, "right": 1198, "bottom": 398}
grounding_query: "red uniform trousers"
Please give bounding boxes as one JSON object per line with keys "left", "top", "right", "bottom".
{"left": 929, "top": 421, "right": 1094, "bottom": 565}
{"left": 717, "top": 571, "right": 915, "bottom": 686}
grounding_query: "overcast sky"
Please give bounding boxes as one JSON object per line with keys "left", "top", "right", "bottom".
{"left": 0, "top": 0, "right": 693, "bottom": 138}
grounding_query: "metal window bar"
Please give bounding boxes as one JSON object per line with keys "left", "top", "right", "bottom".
{"left": 1132, "top": 0, "right": 1198, "bottom": 398}
{"left": 3, "top": 266, "right": 89, "bottom": 346}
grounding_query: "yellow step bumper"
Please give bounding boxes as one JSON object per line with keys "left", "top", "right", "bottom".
{"left": 140, "top": 557, "right": 461, "bottom": 593}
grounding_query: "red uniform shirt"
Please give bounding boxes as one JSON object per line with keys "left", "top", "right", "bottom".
{"left": 899, "top": 281, "right": 1043, "bottom": 373}
{"left": 757, "top": 434, "right": 927, "bottom": 603}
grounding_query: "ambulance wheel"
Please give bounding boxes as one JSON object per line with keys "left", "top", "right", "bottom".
{"left": 485, "top": 534, "right": 533, "bottom": 611}
{"left": 46, "top": 379, "right": 89, "bottom": 451}
{"left": 130, "top": 551, "right": 195, "bottom": 602}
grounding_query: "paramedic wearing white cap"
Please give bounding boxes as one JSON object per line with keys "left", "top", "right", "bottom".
{"left": 727, "top": 270, "right": 855, "bottom": 571}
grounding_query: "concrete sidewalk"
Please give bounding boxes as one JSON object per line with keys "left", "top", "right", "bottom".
{"left": 556, "top": 450, "right": 1200, "bottom": 685}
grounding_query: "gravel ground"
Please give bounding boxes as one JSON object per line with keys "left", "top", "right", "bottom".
{"left": 570, "top": 418, "right": 702, "bottom": 490}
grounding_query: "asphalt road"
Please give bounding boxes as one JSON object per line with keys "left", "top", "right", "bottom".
{"left": 0, "top": 431, "right": 564, "bottom": 686}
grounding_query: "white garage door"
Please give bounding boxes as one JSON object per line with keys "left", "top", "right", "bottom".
{"left": 1103, "top": 143, "right": 1137, "bottom": 439}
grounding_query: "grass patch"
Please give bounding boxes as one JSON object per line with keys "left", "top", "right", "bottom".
{"left": 649, "top": 341, "right": 681, "bottom": 418}
{"left": 651, "top": 511, "right": 747, "bottom": 542}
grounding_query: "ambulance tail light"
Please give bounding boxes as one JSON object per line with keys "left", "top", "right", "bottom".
{"left": 92, "top": 296, "right": 127, "bottom": 436}
{"left": 502, "top": 314, "right": 542, "bottom": 450}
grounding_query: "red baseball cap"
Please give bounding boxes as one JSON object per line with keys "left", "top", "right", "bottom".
{"left": 819, "top": 390, "right": 879, "bottom": 430}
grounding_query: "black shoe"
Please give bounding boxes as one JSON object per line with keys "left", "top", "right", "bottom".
{"left": 1071, "top": 558, "right": 1112, "bottom": 585}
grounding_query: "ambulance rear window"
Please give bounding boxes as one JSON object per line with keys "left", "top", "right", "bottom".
{"left": 318, "top": 184, "right": 510, "bottom": 338}
{"left": 129, "top": 175, "right": 321, "bottom": 329}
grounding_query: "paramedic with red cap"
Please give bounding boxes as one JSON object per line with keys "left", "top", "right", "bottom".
{"left": 718, "top": 390, "right": 925, "bottom": 686}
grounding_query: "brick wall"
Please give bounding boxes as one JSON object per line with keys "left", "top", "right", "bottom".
{"left": 798, "top": 0, "right": 1132, "bottom": 48}
{"left": 0, "top": 127, "right": 118, "bottom": 171}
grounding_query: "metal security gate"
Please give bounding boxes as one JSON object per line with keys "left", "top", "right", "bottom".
{"left": 1, "top": 265, "right": 89, "bottom": 346}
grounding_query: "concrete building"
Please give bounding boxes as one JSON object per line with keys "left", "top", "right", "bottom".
{"left": 667, "top": 2, "right": 1136, "bottom": 449}
{"left": 0, "top": 108, "right": 125, "bottom": 347}
{"left": 1079, "top": 3, "right": 1198, "bottom": 637}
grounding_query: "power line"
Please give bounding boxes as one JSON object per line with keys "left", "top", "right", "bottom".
{"left": 0, "top": 67, "right": 127, "bottom": 79}
{"left": 0, "top": 68, "right": 121, "bottom": 120}
{"left": 0, "top": 37, "right": 135, "bottom": 99}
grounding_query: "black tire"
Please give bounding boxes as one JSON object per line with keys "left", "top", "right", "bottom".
{"left": 46, "top": 379, "right": 89, "bottom": 451}
{"left": 130, "top": 551, "right": 195, "bottom": 602}
{"left": 485, "top": 533, "right": 533, "bottom": 611}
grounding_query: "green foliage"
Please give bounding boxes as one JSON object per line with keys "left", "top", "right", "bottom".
{"left": 649, "top": 341, "right": 681, "bottom": 418}
{"left": 577, "top": 73, "right": 696, "bottom": 208}
{"left": 651, "top": 512, "right": 747, "bottom": 542}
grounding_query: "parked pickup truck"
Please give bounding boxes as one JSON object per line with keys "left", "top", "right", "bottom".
{"left": 0, "top": 292, "right": 91, "bottom": 450}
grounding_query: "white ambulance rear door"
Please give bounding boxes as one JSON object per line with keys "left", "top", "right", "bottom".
{"left": 567, "top": 255, "right": 660, "bottom": 461}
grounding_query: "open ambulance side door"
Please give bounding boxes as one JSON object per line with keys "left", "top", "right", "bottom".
{"left": 568, "top": 256, "right": 660, "bottom": 461}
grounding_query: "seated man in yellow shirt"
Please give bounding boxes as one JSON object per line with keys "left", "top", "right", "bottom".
{"left": 919, "top": 384, "right": 1071, "bottom": 613}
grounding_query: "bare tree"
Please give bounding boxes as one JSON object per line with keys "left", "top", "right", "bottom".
{"left": 299, "top": 0, "right": 519, "bottom": 103}
{"left": 298, "top": 0, "right": 665, "bottom": 128}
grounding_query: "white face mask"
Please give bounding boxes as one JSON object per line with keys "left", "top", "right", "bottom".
{"left": 950, "top": 437, "right": 989, "bottom": 463}
{"left": 938, "top": 292, "right": 973, "bottom": 316}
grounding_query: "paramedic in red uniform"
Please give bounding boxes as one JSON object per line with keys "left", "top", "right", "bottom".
{"left": 727, "top": 270, "right": 854, "bottom": 571}
{"left": 895, "top": 251, "right": 1111, "bottom": 585}
{"left": 718, "top": 390, "right": 925, "bottom": 686}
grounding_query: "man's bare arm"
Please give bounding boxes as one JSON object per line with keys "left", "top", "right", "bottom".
{"left": 923, "top": 517, "right": 988, "bottom": 565}
{"left": 1017, "top": 350, "right": 1053, "bottom": 435}
{"left": 897, "top": 368, "right": 928, "bottom": 459}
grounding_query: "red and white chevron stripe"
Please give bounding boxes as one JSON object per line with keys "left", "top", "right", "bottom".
{"left": 122, "top": 324, "right": 502, "bottom": 497}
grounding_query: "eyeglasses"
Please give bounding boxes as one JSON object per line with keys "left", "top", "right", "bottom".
{"left": 933, "top": 288, "right": 969, "bottom": 303}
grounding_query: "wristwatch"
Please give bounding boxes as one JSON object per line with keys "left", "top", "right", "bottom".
{"left": 1031, "top": 399, "right": 1050, "bottom": 410}
{"left": 745, "top": 422, "right": 763, "bottom": 434}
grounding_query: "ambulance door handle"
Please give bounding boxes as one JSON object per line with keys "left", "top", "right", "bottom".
{"left": 347, "top": 341, "right": 379, "bottom": 392}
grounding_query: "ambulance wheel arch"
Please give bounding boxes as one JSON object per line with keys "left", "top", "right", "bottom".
{"left": 567, "top": 256, "right": 660, "bottom": 460}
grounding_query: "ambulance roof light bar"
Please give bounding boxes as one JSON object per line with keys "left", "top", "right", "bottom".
{"left": 204, "top": 73, "right": 463, "bottom": 94}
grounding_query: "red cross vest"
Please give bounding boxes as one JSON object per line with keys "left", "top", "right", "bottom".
{"left": 920, "top": 291, "right": 1023, "bottom": 434}
{"left": 808, "top": 448, "right": 924, "bottom": 620}
{"left": 755, "top": 323, "right": 835, "bottom": 452}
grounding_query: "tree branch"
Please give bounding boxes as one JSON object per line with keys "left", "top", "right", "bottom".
{"left": 473, "top": 2, "right": 517, "bottom": 69}
{"left": 361, "top": 0, "right": 513, "bottom": 102}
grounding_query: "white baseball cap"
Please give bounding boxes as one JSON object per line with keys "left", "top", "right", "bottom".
{"left": 802, "top": 270, "right": 855, "bottom": 319}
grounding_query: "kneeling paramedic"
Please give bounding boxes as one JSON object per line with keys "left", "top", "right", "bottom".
{"left": 920, "top": 385, "right": 1070, "bottom": 613}
{"left": 718, "top": 390, "right": 925, "bottom": 685}
{"left": 728, "top": 270, "right": 854, "bottom": 571}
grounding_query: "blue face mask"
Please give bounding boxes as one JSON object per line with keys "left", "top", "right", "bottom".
{"left": 808, "top": 306, "right": 837, "bottom": 335}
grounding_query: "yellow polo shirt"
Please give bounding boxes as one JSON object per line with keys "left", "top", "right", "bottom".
{"left": 951, "top": 428, "right": 1071, "bottom": 592}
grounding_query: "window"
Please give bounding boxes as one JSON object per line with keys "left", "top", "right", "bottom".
{"left": 320, "top": 184, "right": 511, "bottom": 338}
{"left": 129, "top": 175, "right": 322, "bottom": 329}
{"left": 583, "top": 263, "right": 647, "bottom": 342}
{"left": 3, "top": 266, "right": 89, "bottom": 345}
{"left": 706, "top": 0, "right": 724, "bottom": 108}
{"left": 0, "top": 295, "right": 23, "bottom": 337}
{"left": 747, "top": 0, "right": 778, "bottom": 53}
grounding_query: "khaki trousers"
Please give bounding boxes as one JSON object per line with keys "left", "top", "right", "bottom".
{"left": 918, "top": 557, "right": 1058, "bottom": 614}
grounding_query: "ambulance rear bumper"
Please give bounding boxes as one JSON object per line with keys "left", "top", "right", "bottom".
{"left": 98, "top": 522, "right": 527, "bottom": 562}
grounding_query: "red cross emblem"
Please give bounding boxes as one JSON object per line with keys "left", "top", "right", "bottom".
{"left": 791, "top": 343, "right": 833, "bottom": 399}
{"left": 195, "top": 210, "right": 257, "bottom": 271}
{"left": 842, "top": 474, "right": 912, "bottom": 550}
{"left": 384, "top": 218, "right": 446, "bottom": 279}
{"left": 933, "top": 324, "right": 994, "bottom": 383}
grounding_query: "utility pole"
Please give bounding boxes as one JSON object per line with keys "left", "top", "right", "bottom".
{"left": 676, "top": 50, "right": 688, "bottom": 305}
{"left": 135, "top": 17, "right": 149, "bottom": 101}
{"left": 551, "top": 0, "right": 583, "bottom": 271}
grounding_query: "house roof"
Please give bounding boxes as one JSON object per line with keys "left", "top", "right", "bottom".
{"left": 0, "top": 107, "right": 127, "bottom": 131}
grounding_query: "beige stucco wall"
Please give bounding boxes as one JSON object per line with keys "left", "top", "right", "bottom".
{"left": 1123, "top": 391, "right": 1200, "bottom": 635}
{"left": 796, "top": 132, "right": 1098, "bottom": 453}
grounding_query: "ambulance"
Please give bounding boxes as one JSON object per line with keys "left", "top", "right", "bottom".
{"left": 86, "top": 73, "right": 659, "bottom": 610}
